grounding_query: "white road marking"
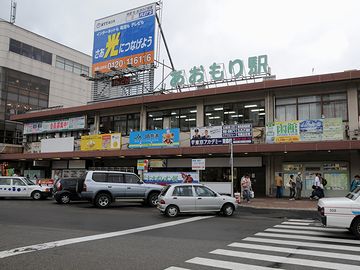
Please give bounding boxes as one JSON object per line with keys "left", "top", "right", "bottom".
{"left": 243, "top": 237, "right": 360, "bottom": 252}
{"left": 265, "top": 228, "right": 352, "bottom": 237}
{"left": 210, "top": 249, "right": 360, "bottom": 270}
{"left": 287, "top": 219, "right": 315, "bottom": 223}
{"left": 228, "top": 242, "right": 360, "bottom": 261}
{"left": 281, "top": 222, "right": 312, "bottom": 225}
{"left": 0, "top": 216, "right": 213, "bottom": 259}
{"left": 164, "top": 267, "right": 190, "bottom": 270}
{"left": 275, "top": 224, "right": 347, "bottom": 232}
{"left": 256, "top": 232, "right": 360, "bottom": 245}
{"left": 186, "top": 257, "right": 286, "bottom": 270}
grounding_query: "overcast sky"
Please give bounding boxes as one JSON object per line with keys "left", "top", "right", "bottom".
{"left": 1, "top": 0, "right": 359, "bottom": 85}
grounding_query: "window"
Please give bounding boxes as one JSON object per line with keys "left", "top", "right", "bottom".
{"left": 124, "top": 174, "right": 140, "bottom": 184}
{"left": 172, "top": 186, "right": 194, "bottom": 197}
{"left": 13, "top": 179, "right": 26, "bottom": 186}
{"left": 148, "top": 108, "right": 196, "bottom": 131}
{"left": 0, "top": 178, "right": 11, "bottom": 185}
{"left": 194, "top": 186, "right": 216, "bottom": 197}
{"left": 55, "top": 56, "right": 89, "bottom": 75}
{"left": 108, "top": 173, "right": 124, "bottom": 183}
{"left": 92, "top": 173, "right": 107, "bottom": 182}
{"left": 9, "top": 39, "right": 52, "bottom": 65}
{"left": 100, "top": 113, "right": 140, "bottom": 135}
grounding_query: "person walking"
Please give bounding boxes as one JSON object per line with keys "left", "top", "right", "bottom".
{"left": 295, "top": 172, "right": 303, "bottom": 200}
{"left": 275, "top": 173, "right": 283, "bottom": 199}
{"left": 241, "top": 174, "right": 252, "bottom": 203}
{"left": 288, "top": 174, "right": 296, "bottom": 200}
{"left": 350, "top": 175, "right": 360, "bottom": 192}
{"left": 310, "top": 173, "right": 323, "bottom": 200}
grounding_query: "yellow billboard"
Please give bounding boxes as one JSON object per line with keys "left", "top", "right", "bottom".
{"left": 80, "top": 133, "right": 121, "bottom": 151}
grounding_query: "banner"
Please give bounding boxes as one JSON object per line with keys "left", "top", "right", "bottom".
{"left": 143, "top": 172, "right": 199, "bottom": 185}
{"left": 129, "top": 128, "right": 180, "bottom": 148}
{"left": 266, "top": 118, "right": 343, "bottom": 143}
{"left": 190, "top": 124, "right": 252, "bottom": 146}
{"left": 92, "top": 3, "right": 156, "bottom": 74}
{"left": 80, "top": 133, "right": 121, "bottom": 151}
{"left": 24, "top": 116, "right": 86, "bottom": 134}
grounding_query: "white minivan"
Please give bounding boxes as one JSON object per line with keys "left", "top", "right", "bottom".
{"left": 0, "top": 176, "right": 52, "bottom": 200}
{"left": 318, "top": 186, "right": 360, "bottom": 239}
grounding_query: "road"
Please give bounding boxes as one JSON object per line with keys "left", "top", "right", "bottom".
{"left": 0, "top": 199, "right": 358, "bottom": 270}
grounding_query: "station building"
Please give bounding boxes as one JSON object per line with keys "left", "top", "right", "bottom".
{"left": 1, "top": 69, "right": 360, "bottom": 198}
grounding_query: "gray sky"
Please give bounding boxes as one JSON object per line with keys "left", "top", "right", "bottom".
{"left": 1, "top": 0, "right": 359, "bottom": 84}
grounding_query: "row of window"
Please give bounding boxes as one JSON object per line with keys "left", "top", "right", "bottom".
{"left": 92, "top": 172, "right": 139, "bottom": 183}
{"left": 100, "top": 114, "right": 140, "bottom": 135}
{"left": 55, "top": 56, "right": 90, "bottom": 76}
{"left": 9, "top": 39, "right": 52, "bottom": 65}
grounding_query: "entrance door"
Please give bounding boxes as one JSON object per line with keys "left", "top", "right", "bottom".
{"left": 238, "top": 167, "right": 266, "bottom": 197}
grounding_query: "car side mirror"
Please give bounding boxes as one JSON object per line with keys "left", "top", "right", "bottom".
{"left": 138, "top": 180, "right": 144, "bottom": 184}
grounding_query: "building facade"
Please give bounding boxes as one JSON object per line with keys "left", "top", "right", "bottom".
{"left": 1, "top": 70, "right": 360, "bottom": 198}
{"left": 0, "top": 19, "right": 92, "bottom": 153}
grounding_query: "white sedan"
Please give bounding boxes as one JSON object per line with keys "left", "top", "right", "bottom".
{"left": 157, "top": 183, "right": 238, "bottom": 217}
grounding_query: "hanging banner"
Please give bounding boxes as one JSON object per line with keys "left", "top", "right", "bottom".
{"left": 24, "top": 116, "right": 86, "bottom": 134}
{"left": 129, "top": 128, "right": 180, "bottom": 148}
{"left": 80, "top": 133, "right": 121, "bottom": 151}
{"left": 143, "top": 172, "right": 200, "bottom": 185}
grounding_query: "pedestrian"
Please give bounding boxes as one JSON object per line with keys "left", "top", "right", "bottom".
{"left": 241, "top": 174, "right": 252, "bottom": 203}
{"left": 288, "top": 174, "right": 296, "bottom": 200}
{"left": 275, "top": 173, "right": 283, "bottom": 199}
{"left": 310, "top": 173, "right": 323, "bottom": 200}
{"left": 295, "top": 172, "right": 303, "bottom": 200}
{"left": 350, "top": 175, "right": 360, "bottom": 192}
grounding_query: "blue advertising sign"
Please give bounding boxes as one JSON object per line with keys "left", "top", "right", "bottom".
{"left": 129, "top": 128, "right": 180, "bottom": 148}
{"left": 92, "top": 3, "right": 156, "bottom": 74}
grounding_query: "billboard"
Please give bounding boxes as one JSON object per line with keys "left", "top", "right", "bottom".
{"left": 41, "top": 137, "right": 74, "bottom": 153}
{"left": 80, "top": 133, "right": 121, "bottom": 151}
{"left": 129, "top": 128, "right": 180, "bottom": 148}
{"left": 92, "top": 3, "right": 156, "bottom": 74}
{"left": 190, "top": 124, "right": 252, "bottom": 146}
{"left": 143, "top": 172, "right": 200, "bottom": 185}
{"left": 24, "top": 116, "right": 86, "bottom": 134}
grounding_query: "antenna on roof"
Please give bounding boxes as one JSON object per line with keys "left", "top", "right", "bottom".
{"left": 10, "top": 0, "right": 17, "bottom": 24}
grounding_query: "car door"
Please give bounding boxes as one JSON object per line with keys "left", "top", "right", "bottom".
{"left": 12, "top": 178, "right": 29, "bottom": 197}
{"left": 124, "top": 174, "right": 146, "bottom": 198}
{"left": 0, "top": 177, "right": 12, "bottom": 197}
{"left": 171, "top": 185, "right": 196, "bottom": 212}
{"left": 107, "top": 173, "right": 126, "bottom": 199}
{"left": 194, "top": 185, "right": 221, "bottom": 211}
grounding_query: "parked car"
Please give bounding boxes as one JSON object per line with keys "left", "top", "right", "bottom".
{"left": 0, "top": 176, "right": 52, "bottom": 200}
{"left": 157, "top": 183, "right": 238, "bottom": 217}
{"left": 318, "top": 186, "right": 360, "bottom": 239}
{"left": 80, "top": 171, "right": 163, "bottom": 208}
{"left": 53, "top": 177, "right": 85, "bottom": 204}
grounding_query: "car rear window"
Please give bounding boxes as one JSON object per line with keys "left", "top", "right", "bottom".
{"left": 160, "top": 185, "right": 171, "bottom": 196}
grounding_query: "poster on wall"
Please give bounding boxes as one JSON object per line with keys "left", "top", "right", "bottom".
{"left": 80, "top": 133, "right": 122, "bottom": 151}
{"left": 129, "top": 128, "right": 180, "bottom": 148}
{"left": 143, "top": 172, "right": 199, "bottom": 185}
{"left": 323, "top": 172, "right": 348, "bottom": 191}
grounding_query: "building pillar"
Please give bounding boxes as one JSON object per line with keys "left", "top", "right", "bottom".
{"left": 94, "top": 113, "right": 100, "bottom": 134}
{"left": 140, "top": 105, "right": 147, "bottom": 131}
{"left": 265, "top": 90, "right": 274, "bottom": 123}
{"left": 347, "top": 86, "right": 358, "bottom": 134}
{"left": 196, "top": 101, "right": 204, "bottom": 127}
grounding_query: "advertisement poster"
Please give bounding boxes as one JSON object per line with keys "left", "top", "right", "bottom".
{"left": 190, "top": 124, "right": 252, "bottom": 146}
{"left": 300, "top": 119, "right": 323, "bottom": 141}
{"left": 143, "top": 172, "right": 199, "bottom": 185}
{"left": 129, "top": 128, "right": 180, "bottom": 148}
{"left": 323, "top": 172, "right": 348, "bottom": 191}
{"left": 92, "top": 3, "right": 156, "bottom": 74}
{"left": 80, "top": 133, "right": 122, "bottom": 151}
{"left": 24, "top": 116, "right": 86, "bottom": 134}
{"left": 274, "top": 121, "right": 300, "bottom": 143}
{"left": 323, "top": 118, "right": 343, "bottom": 140}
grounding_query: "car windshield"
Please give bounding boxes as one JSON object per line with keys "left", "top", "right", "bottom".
{"left": 345, "top": 186, "right": 360, "bottom": 200}
{"left": 22, "top": 177, "right": 35, "bottom": 185}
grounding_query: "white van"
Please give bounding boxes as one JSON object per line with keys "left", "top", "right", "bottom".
{"left": 318, "top": 186, "right": 360, "bottom": 239}
{"left": 0, "top": 176, "right": 52, "bottom": 200}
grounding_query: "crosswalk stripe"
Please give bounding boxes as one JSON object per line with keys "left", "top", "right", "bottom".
{"left": 275, "top": 225, "right": 348, "bottom": 232}
{"left": 281, "top": 222, "right": 312, "bottom": 225}
{"left": 287, "top": 219, "right": 315, "bottom": 223}
{"left": 164, "top": 267, "right": 191, "bottom": 270}
{"left": 210, "top": 249, "right": 360, "bottom": 270}
{"left": 228, "top": 242, "right": 360, "bottom": 261}
{"left": 265, "top": 228, "right": 352, "bottom": 237}
{"left": 186, "top": 257, "right": 286, "bottom": 270}
{"left": 243, "top": 237, "right": 360, "bottom": 252}
{"left": 256, "top": 232, "right": 360, "bottom": 245}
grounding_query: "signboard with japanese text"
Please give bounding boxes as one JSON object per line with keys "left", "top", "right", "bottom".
{"left": 266, "top": 118, "right": 343, "bottom": 143}
{"left": 190, "top": 124, "right": 252, "bottom": 147}
{"left": 24, "top": 116, "right": 86, "bottom": 134}
{"left": 80, "top": 133, "right": 121, "bottom": 151}
{"left": 129, "top": 128, "right": 180, "bottom": 148}
{"left": 92, "top": 3, "right": 156, "bottom": 74}
{"left": 192, "top": 159, "right": 205, "bottom": 170}
{"left": 143, "top": 172, "right": 199, "bottom": 185}
{"left": 137, "top": 159, "right": 149, "bottom": 171}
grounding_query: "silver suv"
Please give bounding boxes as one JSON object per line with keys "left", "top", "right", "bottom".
{"left": 81, "top": 171, "right": 162, "bottom": 208}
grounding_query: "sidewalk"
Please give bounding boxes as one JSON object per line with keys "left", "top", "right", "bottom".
{"left": 238, "top": 197, "right": 318, "bottom": 211}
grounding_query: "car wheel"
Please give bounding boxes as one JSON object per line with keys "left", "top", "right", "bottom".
{"left": 221, "top": 203, "right": 235, "bottom": 217}
{"left": 165, "top": 205, "right": 179, "bottom": 217}
{"left": 59, "top": 194, "right": 71, "bottom": 204}
{"left": 147, "top": 192, "right": 160, "bottom": 207}
{"left": 95, "top": 193, "right": 111, "bottom": 208}
{"left": 351, "top": 218, "right": 360, "bottom": 239}
{"left": 32, "top": 191, "right": 42, "bottom": 200}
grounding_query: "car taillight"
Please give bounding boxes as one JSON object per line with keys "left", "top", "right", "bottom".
{"left": 82, "top": 183, "right": 87, "bottom": 192}
{"left": 318, "top": 206, "right": 324, "bottom": 216}
{"left": 56, "top": 182, "right": 62, "bottom": 191}
{"left": 159, "top": 199, "right": 165, "bottom": 204}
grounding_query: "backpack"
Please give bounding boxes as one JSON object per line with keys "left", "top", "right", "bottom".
{"left": 321, "top": 177, "right": 327, "bottom": 187}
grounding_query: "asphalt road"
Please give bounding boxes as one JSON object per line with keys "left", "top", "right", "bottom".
{"left": 0, "top": 198, "right": 357, "bottom": 270}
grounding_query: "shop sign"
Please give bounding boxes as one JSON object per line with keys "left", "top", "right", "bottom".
{"left": 192, "top": 159, "right": 205, "bottom": 170}
{"left": 92, "top": 3, "right": 156, "bottom": 74}
{"left": 149, "top": 159, "right": 167, "bottom": 168}
{"left": 266, "top": 118, "right": 343, "bottom": 143}
{"left": 80, "top": 133, "right": 121, "bottom": 151}
{"left": 143, "top": 172, "right": 199, "bottom": 185}
{"left": 190, "top": 124, "right": 252, "bottom": 147}
{"left": 129, "top": 128, "right": 180, "bottom": 148}
{"left": 137, "top": 159, "right": 149, "bottom": 171}
{"left": 24, "top": 116, "right": 86, "bottom": 134}
{"left": 170, "top": 55, "right": 270, "bottom": 89}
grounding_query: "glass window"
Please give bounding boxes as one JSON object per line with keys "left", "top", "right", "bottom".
{"left": 73, "top": 63, "right": 82, "bottom": 74}
{"left": 56, "top": 56, "right": 65, "bottom": 69}
{"left": 172, "top": 186, "right": 193, "bottom": 197}
{"left": 92, "top": 173, "right": 107, "bottom": 182}
{"left": 9, "top": 39, "right": 21, "bottom": 54}
{"left": 42, "top": 51, "right": 52, "bottom": 65}
{"left": 0, "top": 178, "right": 12, "bottom": 185}
{"left": 124, "top": 174, "right": 139, "bottom": 183}
{"left": 64, "top": 59, "right": 73, "bottom": 72}
{"left": 13, "top": 179, "right": 26, "bottom": 186}
{"left": 82, "top": 66, "right": 90, "bottom": 76}
{"left": 194, "top": 186, "right": 216, "bottom": 197}
{"left": 298, "top": 103, "right": 321, "bottom": 120}
{"left": 32, "top": 47, "right": 42, "bottom": 61}
{"left": 108, "top": 173, "right": 124, "bottom": 183}
{"left": 127, "top": 113, "right": 140, "bottom": 134}
{"left": 21, "top": 43, "right": 32, "bottom": 58}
